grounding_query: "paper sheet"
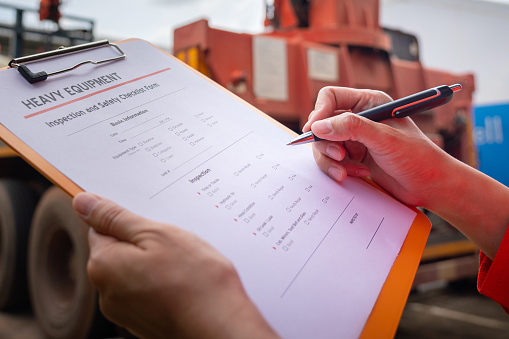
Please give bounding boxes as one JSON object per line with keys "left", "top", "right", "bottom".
{"left": 0, "top": 39, "right": 416, "bottom": 338}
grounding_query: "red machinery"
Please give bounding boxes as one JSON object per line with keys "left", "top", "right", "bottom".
{"left": 39, "top": 0, "right": 61, "bottom": 23}
{"left": 174, "top": 0, "right": 475, "bottom": 164}
{"left": 174, "top": 0, "right": 478, "bottom": 286}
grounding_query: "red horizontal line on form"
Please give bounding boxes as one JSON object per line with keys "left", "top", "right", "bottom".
{"left": 24, "top": 68, "right": 171, "bottom": 119}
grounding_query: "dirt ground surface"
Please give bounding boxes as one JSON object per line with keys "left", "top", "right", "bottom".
{"left": 1, "top": 278, "right": 508, "bottom": 339}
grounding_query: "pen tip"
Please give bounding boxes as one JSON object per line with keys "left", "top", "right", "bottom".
{"left": 287, "top": 131, "right": 315, "bottom": 146}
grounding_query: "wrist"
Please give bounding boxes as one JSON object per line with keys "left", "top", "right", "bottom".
{"left": 419, "top": 151, "right": 465, "bottom": 214}
{"left": 222, "top": 296, "right": 280, "bottom": 339}
{"left": 173, "top": 270, "right": 280, "bottom": 339}
{"left": 422, "top": 156, "right": 509, "bottom": 259}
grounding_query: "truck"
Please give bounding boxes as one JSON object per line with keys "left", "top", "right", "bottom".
{"left": 0, "top": 0, "right": 479, "bottom": 338}
{"left": 0, "top": 3, "right": 117, "bottom": 339}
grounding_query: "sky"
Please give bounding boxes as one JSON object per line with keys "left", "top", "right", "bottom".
{"left": 2, "top": 0, "right": 509, "bottom": 104}
{"left": 2, "top": 0, "right": 508, "bottom": 51}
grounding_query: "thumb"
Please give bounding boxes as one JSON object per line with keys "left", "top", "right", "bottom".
{"left": 73, "top": 192, "right": 146, "bottom": 242}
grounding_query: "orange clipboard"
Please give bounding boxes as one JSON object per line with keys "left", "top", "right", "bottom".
{"left": 361, "top": 207, "right": 430, "bottom": 338}
{"left": 0, "top": 39, "right": 430, "bottom": 338}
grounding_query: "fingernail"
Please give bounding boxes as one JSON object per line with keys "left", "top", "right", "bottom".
{"left": 356, "top": 168, "right": 371, "bottom": 177}
{"left": 326, "top": 145, "right": 341, "bottom": 160}
{"left": 328, "top": 166, "right": 344, "bottom": 181}
{"left": 312, "top": 119, "right": 333, "bottom": 135}
{"left": 74, "top": 193, "right": 99, "bottom": 218}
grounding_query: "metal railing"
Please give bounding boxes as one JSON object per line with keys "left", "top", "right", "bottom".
{"left": 0, "top": 2, "right": 94, "bottom": 58}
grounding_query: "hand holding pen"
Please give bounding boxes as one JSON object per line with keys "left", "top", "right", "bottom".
{"left": 288, "top": 84, "right": 462, "bottom": 145}
{"left": 296, "top": 85, "right": 509, "bottom": 262}
{"left": 292, "top": 84, "right": 465, "bottom": 203}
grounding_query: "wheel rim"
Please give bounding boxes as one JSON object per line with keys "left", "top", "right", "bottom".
{"left": 29, "top": 187, "right": 96, "bottom": 339}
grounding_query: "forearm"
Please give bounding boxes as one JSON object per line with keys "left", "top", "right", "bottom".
{"left": 216, "top": 299, "right": 281, "bottom": 339}
{"left": 423, "top": 157, "right": 509, "bottom": 260}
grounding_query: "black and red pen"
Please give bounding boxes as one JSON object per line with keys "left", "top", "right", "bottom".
{"left": 287, "top": 84, "right": 462, "bottom": 146}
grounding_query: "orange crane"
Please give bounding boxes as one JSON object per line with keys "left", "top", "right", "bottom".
{"left": 174, "top": 0, "right": 479, "bottom": 288}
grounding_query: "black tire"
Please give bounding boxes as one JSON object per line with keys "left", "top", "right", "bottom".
{"left": 0, "top": 179, "right": 38, "bottom": 310}
{"left": 28, "top": 187, "right": 100, "bottom": 339}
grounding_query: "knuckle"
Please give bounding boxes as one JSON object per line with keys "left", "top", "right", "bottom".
{"left": 340, "top": 113, "right": 365, "bottom": 141}
{"left": 94, "top": 203, "right": 127, "bottom": 233}
{"left": 368, "top": 89, "right": 393, "bottom": 103}
{"left": 199, "top": 255, "right": 240, "bottom": 289}
{"left": 356, "top": 89, "right": 393, "bottom": 111}
{"left": 315, "top": 86, "right": 336, "bottom": 107}
{"left": 312, "top": 145, "right": 325, "bottom": 162}
{"left": 318, "top": 86, "right": 334, "bottom": 96}
{"left": 312, "top": 146, "right": 334, "bottom": 172}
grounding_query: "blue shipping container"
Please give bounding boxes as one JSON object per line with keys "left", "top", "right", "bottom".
{"left": 473, "top": 103, "right": 509, "bottom": 186}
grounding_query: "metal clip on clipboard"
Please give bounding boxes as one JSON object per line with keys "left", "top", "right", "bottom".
{"left": 8, "top": 40, "right": 126, "bottom": 84}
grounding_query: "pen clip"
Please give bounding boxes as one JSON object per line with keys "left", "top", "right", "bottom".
{"left": 392, "top": 85, "right": 454, "bottom": 118}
